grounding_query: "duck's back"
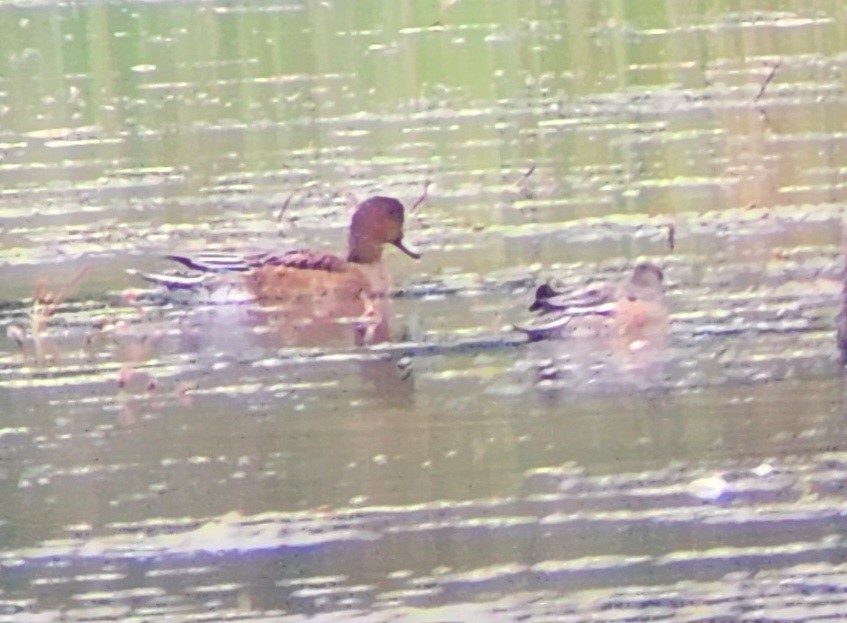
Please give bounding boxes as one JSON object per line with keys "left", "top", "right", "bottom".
{"left": 261, "top": 249, "right": 348, "bottom": 272}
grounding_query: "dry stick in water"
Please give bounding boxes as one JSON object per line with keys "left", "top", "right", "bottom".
{"left": 276, "top": 190, "right": 298, "bottom": 222}
{"left": 30, "top": 265, "right": 92, "bottom": 363}
{"left": 276, "top": 181, "right": 320, "bottom": 222}
{"left": 32, "top": 265, "right": 92, "bottom": 321}
{"left": 754, "top": 62, "right": 780, "bottom": 102}
{"left": 516, "top": 164, "right": 536, "bottom": 188}
{"left": 409, "top": 180, "right": 431, "bottom": 216}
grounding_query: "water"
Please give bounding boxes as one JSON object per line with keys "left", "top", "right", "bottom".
{"left": 2, "top": 1, "right": 847, "bottom": 620}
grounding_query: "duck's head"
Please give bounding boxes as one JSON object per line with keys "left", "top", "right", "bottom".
{"left": 631, "top": 263, "right": 663, "bottom": 287}
{"left": 348, "top": 196, "right": 421, "bottom": 264}
{"left": 623, "top": 263, "right": 665, "bottom": 301}
{"left": 528, "top": 283, "right": 559, "bottom": 312}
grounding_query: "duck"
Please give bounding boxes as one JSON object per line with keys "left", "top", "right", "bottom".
{"left": 135, "top": 196, "right": 421, "bottom": 337}
{"left": 515, "top": 262, "right": 668, "bottom": 351}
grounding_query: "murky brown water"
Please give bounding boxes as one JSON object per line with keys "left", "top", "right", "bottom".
{"left": 2, "top": 1, "right": 847, "bottom": 621}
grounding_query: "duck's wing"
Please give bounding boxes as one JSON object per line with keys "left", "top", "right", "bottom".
{"left": 164, "top": 249, "right": 349, "bottom": 273}
{"left": 514, "top": 313, "right": 575, "bottom": 341}
{"left": 133, "top": 249, "right": 349, "bottom": 291}
{"left": 514, "top": 301, "right": 617, "bottom": 340}
{"left": 127, "top": 268, "right": 210, "bottom": 290}
{"left": 164, "top": 250, "right": 277, "bottom": 273}
{"left": 517, "top": 282, "right": 616, "bottom": 340}
{"left": 528, "top": 282, "right": 613, "bottom": 313}
{"left": 162, "top": 248, "right": 349, "bottom": 274}
{"left": 129, "top": 250, "right": 277, "bottom": 290}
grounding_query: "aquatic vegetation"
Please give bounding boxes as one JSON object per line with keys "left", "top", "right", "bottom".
{"left": 8, "top": 266, "right": 91, "bottom": 364}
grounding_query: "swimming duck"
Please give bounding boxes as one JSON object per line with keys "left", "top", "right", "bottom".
{"left": 137, "top": 196, "right": 420, "bottom": 324}
{"left": 515, "top": 262, "right": 668, "bottom": 350}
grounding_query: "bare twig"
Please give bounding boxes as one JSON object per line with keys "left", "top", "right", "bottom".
{"left": 29, "top": 265, "right": 92, "bottom": 363}
{"left": 410, "top": 180, "right": 431, "bottom": 216}
{"left": 276, "top": 189, "right": 298, "bottom": 222}
{"left": 50, "top": 265, "right": 91, "bottom": 309}
{"left": 276, "top": 181, "right": 319, "bottom": 222}
{"left": 516, "top": 164, "right": 536, "bottom": 188}
{"left": 754, "top": 62, "right": 780, "bottom": 102}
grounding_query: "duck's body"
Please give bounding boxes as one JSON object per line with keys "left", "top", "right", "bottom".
{"left": 137, "top": 196, "right": 420, "bottom": 343}
{"left": 242, "top": 249, "right": 387, "bottom": 314}
{"left": 608, "top": 263, "right": 668, "bottom": 347}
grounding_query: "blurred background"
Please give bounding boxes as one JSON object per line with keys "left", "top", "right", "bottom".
{"left": 2, "top": 1, "right": 847, "bottom": 620}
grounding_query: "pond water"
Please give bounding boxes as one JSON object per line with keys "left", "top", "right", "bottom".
{"left": 2, "top": 0, "right": 847, "bottom": 621}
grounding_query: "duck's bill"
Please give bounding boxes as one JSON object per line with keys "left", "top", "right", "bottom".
{"left": 394, "top": 239, "right": 421, "bottom": 259}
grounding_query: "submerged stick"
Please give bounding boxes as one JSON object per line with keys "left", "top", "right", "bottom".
{"left": 754, "top": 62, "right": 780, "bottom": 102}
{"left": 276, "top": 189, "right": 298, "bottom": 222}
{"left": 516, "top": 164, "right": 536, "bottom": 187}
{"left": 29, "top": 265, "right": 91, "bottom": 364}
{"left": 276, "top": 180, "right": 319, "bottom": 222}
{"left": 410, "top": 180, "right": 431, "bottom": 216}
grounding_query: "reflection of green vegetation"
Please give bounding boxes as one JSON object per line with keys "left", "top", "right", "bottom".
{"left": 3, "top": 0, "right": 843, "bottom": 123}
{"left": 0, "top": 1, "right": 602, "bottom": 131}
{"left": 0, "top": 0, "right": 844, "bottom": 197}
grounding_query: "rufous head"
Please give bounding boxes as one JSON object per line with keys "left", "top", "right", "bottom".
{"left": 621, "top": 262, "right": 665, "bottom": 302}
{"left": 347, "top": 196, "right": 421, "bottom": 264}
{"left": 631, "top": 263, "right": 663, "bottom": 285}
